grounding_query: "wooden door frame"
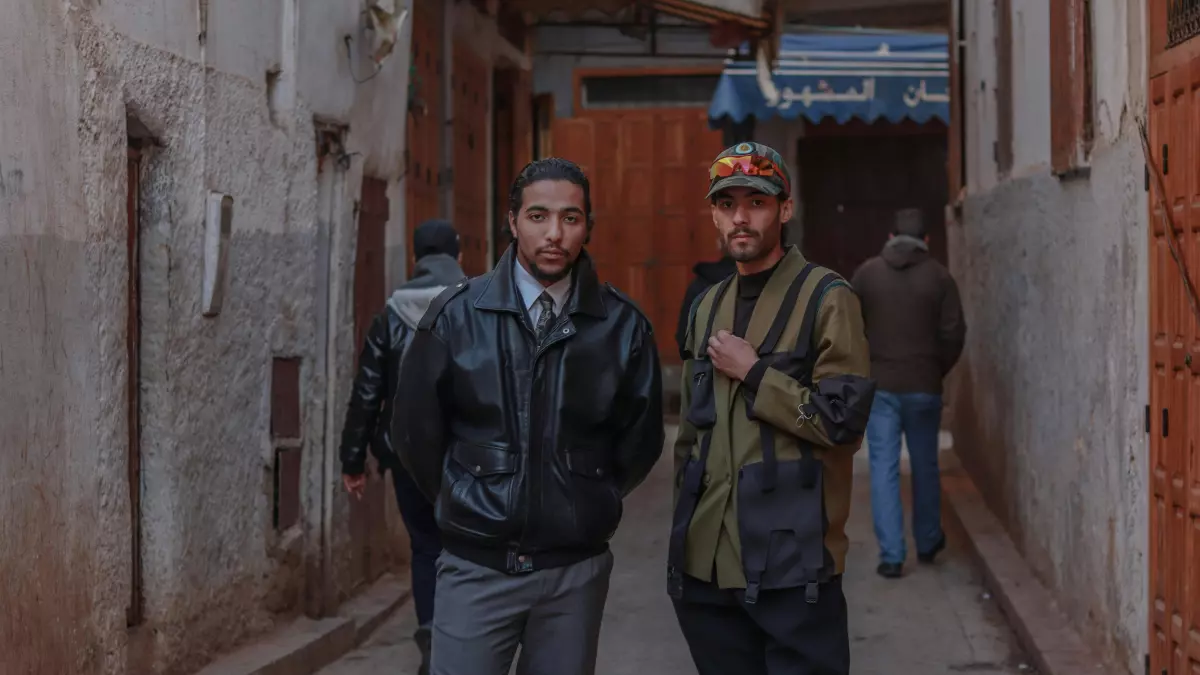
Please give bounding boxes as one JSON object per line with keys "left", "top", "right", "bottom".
{"left": 571, "top": 65, "right": 725, "bottom": 119}
{"left": 349, "top": 176, "right": 390, "bottom": 589}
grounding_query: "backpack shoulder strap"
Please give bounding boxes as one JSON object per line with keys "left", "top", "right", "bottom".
{"left": 757, "top": 263, "right": 816, "bottom": 355}
{"left": 690, "top": 275, "right": 735, "bottom": 359}
{"left": 793, "top": 272, "right": 843, "bottom": 358}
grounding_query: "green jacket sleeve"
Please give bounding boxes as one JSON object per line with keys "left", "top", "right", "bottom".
{"left": 747, "top": 284, "right": 875, "bottom": 449}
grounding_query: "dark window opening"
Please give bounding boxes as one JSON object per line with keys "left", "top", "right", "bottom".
{"left": 581, "top": 74, "right": 720, "bottom": 109}
{"left": 270, "top": 357, "right": 302, "bottom": 439}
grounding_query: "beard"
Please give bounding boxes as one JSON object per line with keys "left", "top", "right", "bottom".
{"left": 725, "top": 211, "right": 782, "bottom": 262}
{"left": 529, "top": 256, "right": 574, "bottom": 283}
{"left": 516, "top": 239, "right": 577, "bottom": 284}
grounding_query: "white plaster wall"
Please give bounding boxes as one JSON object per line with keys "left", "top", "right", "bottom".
{"left": 1092, "top": 0, "right": 1142, "bottom": 145}
{"left": 297, "top": 0, "right": 358, "bottom": 120}
{"left": 533, "top": 26, "right": 728, "bottom": 119}
{"left": 0, "top": 2, "right": 126, "bottom": 673}
{"left": 963, "top": 0, "right": 999, "bottom": 192}
{"left": 90, "top": 0, "right": 202, "bottom": 61}
{"left": 0, "top": 0, "right": 415, "bottom": 672}
{"left": 950, "top": 1, "right": 1148, "bottom": 671}
{"left": 209, "top": 0, "right": 284, "bottom": 83}
{"left": 1009, "top": 0, "right": 1051, "bottom": 173}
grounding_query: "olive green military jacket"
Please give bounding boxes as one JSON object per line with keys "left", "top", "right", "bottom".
{"left": 675, "top": 247, "right": 873, "bottom": 589}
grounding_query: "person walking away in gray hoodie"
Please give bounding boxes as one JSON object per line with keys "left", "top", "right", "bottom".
{"left": 339, "top": 219, "right": 467, "bottom": 675}
{"left": 850, "top": 208, "right": 965, "bottom": 581}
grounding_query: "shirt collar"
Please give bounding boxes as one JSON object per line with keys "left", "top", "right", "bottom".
{"left": 513, "top": 257, "right": 572, "bottom": 312}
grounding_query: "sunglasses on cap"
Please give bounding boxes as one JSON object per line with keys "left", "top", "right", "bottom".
{"left": 708, "top": 154, "right": 791, "bottom": 196}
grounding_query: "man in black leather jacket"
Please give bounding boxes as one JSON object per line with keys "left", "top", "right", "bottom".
{"left": 393, "top": 158, "right": 664, "bottom": 675}
{"left": 339, "top": 219, "right": 466, "bottom": 675}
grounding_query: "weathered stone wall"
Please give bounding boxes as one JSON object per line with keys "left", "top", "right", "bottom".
{"left": 947, "top": 2, "right": 1148, "bottom": 671}
{"left": 0, "top": 0, "right": 413, "bottom": 672}
{"left": 947, "top": 127, "right": 1148, "bottom": 672}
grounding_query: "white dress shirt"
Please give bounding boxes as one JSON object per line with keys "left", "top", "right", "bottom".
{"left": 513, "top": 258, "right": 571, "bottom": 327}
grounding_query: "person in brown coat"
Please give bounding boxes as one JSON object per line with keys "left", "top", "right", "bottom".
{"left": 850, "top": 208, "right": 965, "bottom": 579}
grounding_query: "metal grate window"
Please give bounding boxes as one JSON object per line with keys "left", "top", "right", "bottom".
{"left": 1168, "top": 0, "right": 1200, "bottom": 48}
{"left": 581, "top": 74, "right": 720, "bottom": 110}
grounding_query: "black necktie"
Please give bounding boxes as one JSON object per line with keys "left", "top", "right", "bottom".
{"left": 535, "top": 292, "right": 556, "bottom": 342}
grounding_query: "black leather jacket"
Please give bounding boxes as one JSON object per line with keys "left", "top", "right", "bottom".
{"left": 339, "top": 254, "right": 467, "bottom": 476}
{"left": 393, "top": 246, "right": 664, "bottom": 573}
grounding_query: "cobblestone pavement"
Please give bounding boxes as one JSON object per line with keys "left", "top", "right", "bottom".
{"left": 320, "top": 427, "right": 1030, "bottom": 675}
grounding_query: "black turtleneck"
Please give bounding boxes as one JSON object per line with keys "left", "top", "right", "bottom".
{"left": 733, "top": 256, "right": 785, "bottom": 393}
{"left": 733, "top": 257, "right": 783, "bottom": 338}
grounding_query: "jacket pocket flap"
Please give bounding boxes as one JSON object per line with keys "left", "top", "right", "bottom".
{"left": 566, "top": 449, "right": 611, "bottom": 479}
{"left": 451, "top": 442, "right": 517, "bottom": 478}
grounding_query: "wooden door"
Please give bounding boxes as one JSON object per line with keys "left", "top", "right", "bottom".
{"left": 453, "top": 41, "right": 490, "bottom": 276}
{"left": 1147, "top": 62, "right": 1200, "bottom": 675}
{"left": 552, "top": 110, "right": 723, "bottom": 364}
{"left": 493, "top": 68, "right": 533, "bottom": 265}
{"left": 405, "top": 0, "right": 444, "bottom": 275}
{"left": 349, "top": 177, "right": 390, "bottom": 588}
{"left": 655, "top": 111, "right": 725, "bottom": 361}
{"left": 797, "top": 120, "right": 949, "bottom": 280}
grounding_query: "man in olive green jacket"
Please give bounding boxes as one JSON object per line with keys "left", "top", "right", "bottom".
{"left": 668, "top": 142, "right": 875, "bottom": 675}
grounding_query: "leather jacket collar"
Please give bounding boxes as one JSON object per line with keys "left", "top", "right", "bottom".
{"left": 475, "top": 244, "right": 608, "bottom": 320}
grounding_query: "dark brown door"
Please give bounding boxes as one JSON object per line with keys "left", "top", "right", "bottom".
{"left": 493, "top": 68, "right": 534, "bottom": 265}
{"left": 797, "top": 120, "right": 949, "bottom": 280}
{"left": 1147, "top": 52, "right": 1200, "bottom": 674}
{"left": 126, "top": 148, "right": 144, "bottom": 627}
{"left": 453, "top": 41, "right": 491, "bottom": 276}
{"left": 349, "top": 177, "right": 391, "bottom": 587}
{"left": 405, "top": 0, "right": 444, "bottom": 275}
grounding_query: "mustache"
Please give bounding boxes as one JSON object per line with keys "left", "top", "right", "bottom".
{"left": 537, "top": 246, "right": 569, "bottom": 256}
{"left": 727, "top": 229, "right": 759, "bottom": 240}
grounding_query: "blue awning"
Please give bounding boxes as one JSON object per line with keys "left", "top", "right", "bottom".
{"left": 708, "top": 30, "right": 950, "bottom": 127}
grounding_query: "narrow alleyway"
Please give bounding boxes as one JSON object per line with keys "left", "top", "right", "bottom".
{"left": 320, "top": 427, "right": 1030, "bottom": 675}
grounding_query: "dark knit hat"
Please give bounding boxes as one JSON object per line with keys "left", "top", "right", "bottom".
{"left": 892, "top": 208, "right": 927, "bottom": 239}
{"left": 412, "top": 219, "right": 460, "bottom": 260}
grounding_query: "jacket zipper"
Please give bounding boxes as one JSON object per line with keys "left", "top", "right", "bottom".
{"left": 511, "top": 313, "right": 572, "bottom": 572}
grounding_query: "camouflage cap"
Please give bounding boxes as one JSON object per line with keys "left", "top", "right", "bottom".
{"left": 705, "top": 141, "right": 792, "bottom": 200}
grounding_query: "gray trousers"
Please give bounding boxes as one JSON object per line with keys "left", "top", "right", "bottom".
{"left": 430, "top": 549, "right": 614, "bottom": 675}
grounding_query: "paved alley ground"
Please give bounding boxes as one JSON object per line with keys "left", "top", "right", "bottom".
{"left": 320, "top": 427, "right": 1030, "bottom": 675}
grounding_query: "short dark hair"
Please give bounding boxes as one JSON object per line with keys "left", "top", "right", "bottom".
{"left": 892, "top": 208, "right": 926, "bottom": 238}
{"left": 508, "top": 158, "right": 594, "bottom": 227}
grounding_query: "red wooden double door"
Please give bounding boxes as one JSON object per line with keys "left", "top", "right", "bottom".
{"left": 1147, "top": 2, "right": 1200, "bottom": 671}
{"left": 553, "top": 110, "right": 724, "bottom": 364}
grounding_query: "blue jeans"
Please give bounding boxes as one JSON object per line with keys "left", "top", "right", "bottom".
{"left": 866, "top": 390, "right": 944, "bottom": 565}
